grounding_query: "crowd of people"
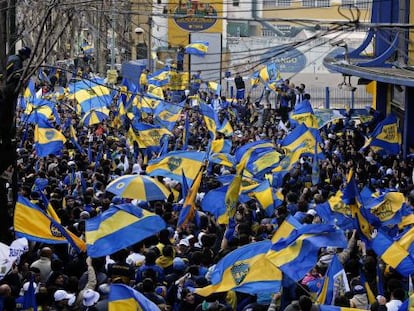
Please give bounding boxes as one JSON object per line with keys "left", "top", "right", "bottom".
{"left": 1, "top": 49, "right": 414, "bottom": 311}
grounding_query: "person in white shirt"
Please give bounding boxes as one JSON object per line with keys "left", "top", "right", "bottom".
{"left": 385, "top": 288, "right": 405, "bottom": 311}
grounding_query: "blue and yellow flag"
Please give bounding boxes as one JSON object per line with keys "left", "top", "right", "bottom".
{"left": 363, "top": 191, "right": 405, "bottom": 227}
{"left": 20, "top": 78, "right": 36, "bottom": 110}
{"left": 259, "top": 63, "right": 278, "bottom": 83}
{"left": 235, "top": 140, "right": 276, "bottom": 174}
{"left": 108, "top": 283, "right": 159, "bottom": 311}
{"left": 209, "top": 153, "right": 235, "bottom": 168}
{"left": 34, "top": 120, "right": 66, "bottom": 157}
{"left": 250, "top": 71, "right": 260, "bottom": 88}
{"left": 217, "top": 118, "right": 233, "bottom": 137}
{"left": 370, "top": 226, "right": 414, "bottom": 276}
{"left": 154, "top": 100, "right": 184, "bottom": 132}
{"left": 201, "top": 185, "right": 228, "bottom": 224}
{"left": 361, "top": 114, "right": 401, "bottom": 155}
{"left": 69, "top": 79, "right": 112, "bottom": 113}
{"left": 185, "top": 41, "right": 209, "bottom": 56}
{"left": 208, "top": 81, "right": 221, "bottom": 95}
{"left": 271, "top": 215, "right": 302, "bottom": 243}
{"left": 148, "top": 66, "right": 171, "bottom": 87}
{"left": 344, "top": 170, "right": 374, "bottom": 240}
{"left": 224, "top": 174, "right": 242, "bottom": 224}
{"left": 316, "top": 254, "right": 350, "bottom": 304}
{"left": 130, "top": 122, "right": 171, "bottom": 149}
{"left": 68, "top": 121, "right": 85, "bottom": 154}
{"left": 195, "top": 240, "right": 282, "bottom": 296}
{"left": 245, "top": 150, "right": 282, "bottom": 179}
{"left": 315, "top": 191, "right": 354, "bottom": 230}
{"left": 280, "top": 123, "right": 323, "bottom": 155}
{"left": 177, "top": 168, "right": 203, "bottom": 228}
{"left": 290, "top": 99, "right": 318, "bottom": 129}
{"left": 272, "top": 144, "right": 308, "bottom": 174}
{"left": 146, "top": 151, "right": 207, "bottom": 185}
{"left": 266, "top": 224, "right": 347, "bottom": 281}
{"left": 199, "top": 103, "right": 219, "bottom": 140}
{"left": 242, "top": 180, "right": 276, "bottom": 217}
{"left": 86, "top": 203, "right": 166, "bottom": 258}
{"left": 211, "top": 139, "right": 232, "bottom": 154}
{"left": 14, "top": 195, "right": 86, "bottom": 252}
{"left": 319, "top": 305, "right": 367, "bottom": 311}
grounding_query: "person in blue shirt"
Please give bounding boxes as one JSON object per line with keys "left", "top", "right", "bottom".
{"left": 177, "top": 46, "right": 185, "bottom": 72}
{"left": 190, "top": 71, "right": 202, "bottom": 95}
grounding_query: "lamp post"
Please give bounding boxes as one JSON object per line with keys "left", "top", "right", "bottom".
{"left": 134, "top": 16, "right": 152, "bottom": 71}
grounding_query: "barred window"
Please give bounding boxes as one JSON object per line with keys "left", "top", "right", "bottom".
{"left": 263, "top": 0, "right": 275, "bottom": 8}
{"left": 342, "top": 0, "right": 370, "bottom": 9}
{"left": 275, "top": 0, "right": 291, "bottom": 7}
{"left": 302, "top": 0, "right": 330, "bottom": 7}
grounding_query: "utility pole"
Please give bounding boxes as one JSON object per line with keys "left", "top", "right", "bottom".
{"left": 148, "top": 16, "right": 152, "bottom": 72}
{"left": 111, "top": 3, "right": 116, "bottom": 70}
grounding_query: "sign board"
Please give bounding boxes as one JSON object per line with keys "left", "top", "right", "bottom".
{"left": 168, "top": 0, "right": 223, "bottom": 47}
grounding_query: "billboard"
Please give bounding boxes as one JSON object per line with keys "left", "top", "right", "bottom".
{"left": 168, "top": 0, "right": 223, "bottom": 47}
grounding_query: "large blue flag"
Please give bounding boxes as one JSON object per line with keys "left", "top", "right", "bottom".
{"left": 315, "top": 191, "right": 354, "bottom": 231}
{"left": 290, "top": 99, "right": 318, "bottom": 129}
{"left": 69, "top": 79, "right": 112, "bottom": 113}
{"left": 85, "top": 203, "right": 166, "bottom": 257}
{"left": 153, "top": 100, "right": 184, "bottom": 131}
{"left": 199, "top": 103, "right": 219, "bottom": 140}
{"left": 361, "top": 114, "right": 401, "bottom": 155}
{"left": 146, "top": 151, "right": 207, "bottom": 185}
{"left": 370, "top": 226, "right": 414, "bottom": 276}
{"left": 201, "top": 185, "right": 228, "bottom": 224}
{"left": 280, "top": 123, "right": 323, "bottom": 156}
{"left": 266, "top": 225, "right": 347, "bottom": 281}
{"left": 14, "top": 195, "right": 86, "bottom": 252}
{"left": 195, "top": 240, "right": 282, "bottom": 296}
{"left": 34, "top": 119, "right": 66, "bottom": 157}
{"left": 363, "top": 191, "right": 405, "bottom": 227}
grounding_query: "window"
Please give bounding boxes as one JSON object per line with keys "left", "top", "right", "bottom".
{"left": 263, "top": 0, "right": 275, "bottom": 8}
{"left": 232, "top": 0, "right": 239, "bottom": 6}
{"left": 275, "top": 0, "right": 291, "bottom": 6}
{"left": 342, "top": 0, "right": 370, "bottom": 9}
{"left": 302, "top": 0, "right": 330, "bottom": 7}
{"left": 262, "top": 29, "right": 277, "bottom": 36}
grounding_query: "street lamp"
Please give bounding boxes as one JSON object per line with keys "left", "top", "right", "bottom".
{"left": 134, "top": 17, "right": 152, "bottom": 71}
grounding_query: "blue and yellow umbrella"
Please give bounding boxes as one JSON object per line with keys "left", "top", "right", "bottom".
{"left": 106, "top": 174, "right": 170, "bottom": 201}
{"left": 80, "top": 108, "right": 110, "bottom": 126}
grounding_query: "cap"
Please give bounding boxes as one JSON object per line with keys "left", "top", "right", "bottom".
{"left": 18, "top": 47, "right": 31, "bottom": 57}
{"left": 82, "top": 289, "right": 100, "bottom": 307}
{"left": 306, "top": 209, "right": 317, "bottom": 216}
{"left": 54, "top": 290, "right": 75, "bottom": 302}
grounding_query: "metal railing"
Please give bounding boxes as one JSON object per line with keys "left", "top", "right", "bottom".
{"left": 231, "top": 86, "right": 372, "bottom": 109}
